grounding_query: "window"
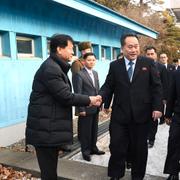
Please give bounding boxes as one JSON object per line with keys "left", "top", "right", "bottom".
{"left": 16, "top": 36, "right": 34, "bottom": 58}
{"left": 101, "top": 47, "right": 106, "bottom": 60}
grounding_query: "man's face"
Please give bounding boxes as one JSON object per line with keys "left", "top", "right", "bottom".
{"left": 84, "top": 55, "right": 96, "bottom": 70}
{"left": 57, "top": 40, "right": 74, "bottom": 61}
{"left": 145, "top": 49, "right": 157, "bottom": 61}
{"left": 159, "top": 53, "right": 168, "bottom": 64}
{"left": 122, "top": 37, "right": 140, "bottom": 61}
{"left": 82, "top": 48, "right": 92, "bottom": 56}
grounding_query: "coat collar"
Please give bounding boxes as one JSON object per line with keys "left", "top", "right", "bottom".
{"left": 50, "top": 53, "right": 71, "bottom": 74}
{"left": 82, "top": 68, "right": 98, "bottom": 89}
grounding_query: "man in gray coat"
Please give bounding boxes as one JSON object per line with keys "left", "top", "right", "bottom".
{"left": 73, "top": 52, "right": 105, "bottom": 161}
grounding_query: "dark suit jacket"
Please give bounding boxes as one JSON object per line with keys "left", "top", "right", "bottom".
{"left": 166, "top": 64, "right": 176, "bottom": 89}
{"left": 156, "top": 62, "right": 168, "bottom": 100}
{"left": 73, "top": 68, "right": 99, "bottom": 115}
{"left": 165, "top": 69, "right": 180, "bottom": 122}
{"left": 167, "top": 64, "right": 175, "bottom": 72}
{"left": 99, "top": 56, "right": 163, "bottom": 124}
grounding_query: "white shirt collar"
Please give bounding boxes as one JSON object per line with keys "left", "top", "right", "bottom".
{"left": 84, "top": 67, "right": 93, "bottom": 74}
{"left": 124, "top": 57, "right": 137, "bottom": 70}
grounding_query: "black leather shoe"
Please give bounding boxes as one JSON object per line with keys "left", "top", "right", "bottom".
{"left": 82, "top": 153, "right": 91, "bottom": 161}
{"left": 110, "top": 177, "right": 120, "bottom": 180}
{"left": 167, "top": 174, "right": 179, "bottom": 180}
{"left": 126, "top": 162, "right": 132, "bottom": 169}
{"left": 148, "top": 141, "right": 154, "bottom": 148}
{"left": 91, "top": 149, "right": 105, "bottom": 155}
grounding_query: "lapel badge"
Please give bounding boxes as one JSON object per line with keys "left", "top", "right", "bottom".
{"left": 142, "top": 67, "right": 148, "bottom": 71}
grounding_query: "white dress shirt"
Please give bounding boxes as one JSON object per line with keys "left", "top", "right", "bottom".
{"left": 85, "top": 67, "right": 95, "bottom": 86}
{"left": 124, "top": 57, "right": 137, "bottom": 82}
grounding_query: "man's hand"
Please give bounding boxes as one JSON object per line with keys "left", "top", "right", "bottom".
{"left": 79, "top": 112, "right": 86, "bottom": 116}
{"left": 89, "top": 95, "right": 102, "bottom": 107}
{"left": 165, "top": 117, "right": 172, "bottom": 125}
{"left": 103, "top": 108, "right": 111, "bottom": 114}
{"left": 152, "top": 111, "right": 162, "bottom": 121}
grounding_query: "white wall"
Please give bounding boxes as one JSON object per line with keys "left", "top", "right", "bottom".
{"left": 0, "top": 122, "right": 26, "bottom": 147}
{"left": 171, "top": 0, "right": 180, "bottom": 8}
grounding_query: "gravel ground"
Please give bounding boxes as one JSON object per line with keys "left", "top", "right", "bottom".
{"left": 0, "top": 164, "right": 39, "bottom": 180}
{"left": 71, "top": 123, "right": 171, "bottom": 178}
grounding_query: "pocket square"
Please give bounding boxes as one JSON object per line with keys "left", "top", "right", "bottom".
{"left": 142, "top": 67, "right": 148, "bottom": 71}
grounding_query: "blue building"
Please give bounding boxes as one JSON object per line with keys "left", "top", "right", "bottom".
{"left": 0, "top": 0, "right": 158, "bottom": 146}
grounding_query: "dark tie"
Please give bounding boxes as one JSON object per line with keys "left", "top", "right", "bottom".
{"left": 128, "top": 61, "right": 134, "bottom": 81}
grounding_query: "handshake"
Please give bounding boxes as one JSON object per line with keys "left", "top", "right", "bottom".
{"left": 89, "top": 95, "right": 102, "bottom": 107}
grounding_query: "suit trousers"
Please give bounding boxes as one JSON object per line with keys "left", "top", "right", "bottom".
{"left": 164, "top": 121, "right": 180, "bottom": 175}
{"left": 78, "top": 113, "right": 98, "bottom": 154}
{"left": 148, "top": 118, "right": 158, "bottom": 142}
{"left": 108, "top": 121, "right": 149, "bottom": 179}
{"left": 35, "top": 146, "right": 60, "bottom": 180}
{"left": 160, "top": 103, "right": 165, "bottom": 124}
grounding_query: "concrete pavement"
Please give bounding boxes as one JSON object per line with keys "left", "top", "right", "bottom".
{"left": 0, "top": 148, "right": 166, "bottom": 180}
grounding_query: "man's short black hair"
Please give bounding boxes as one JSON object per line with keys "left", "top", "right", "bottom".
{"left": 120, "top": 33, "right": 139, "bottom": 47}
{"left": 159, "top": 52, "right": 167, "bottom": 56}
{"left": 144, "top": 46, "right": 157, "bottom": 53}
{"left": 50, "top": 34, "right": 74, "bottom": 53}
{"left": 173, "top": 59, "right": 178, "bottom": 63}
{"left": 83, "top": 52, "right": 96, "bottom": 59}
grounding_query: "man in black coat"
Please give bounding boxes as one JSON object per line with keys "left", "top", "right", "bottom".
{"left": 99, "top": 34, "right": 163, "bottom": 180}
{"left": 25, "top": 34, "right": 101, "bottom": 180}
{"left": 164, "top": 69, "right": 180, "bottom": 180}
{"left": 145, "top": 46, "right": 168, "bottom": 148}
{"left": 173, "top": 59, "right": 180, "bottom": 70}
{"left": 159, "top": 53, "right": 176, "bottom": 124}
{"left": 73, "top": 52, "right": 105, "bottom": 161}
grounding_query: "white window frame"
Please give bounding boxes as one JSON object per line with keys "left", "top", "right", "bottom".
{"left": 101, "top": 47, "right": 106, "bottom": 60}
{"left": 47, "top": 39, "right": 50, "bottom": 55}
{"left": 91, "top": 46, "right": 94, "bottom": 53}
{"left": 113, "top": 48, "right": 117, "bottom": 60}
{"left": 16, "top": 36, "right": 35, "bottom": 58}
{"left": 0, "top": 36, "right": 2, "bottom": 56}
{"left": 73, "top": 44, "right": 79, "bottom": 56}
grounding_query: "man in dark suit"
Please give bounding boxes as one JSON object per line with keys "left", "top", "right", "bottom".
{"left": 164, "top": 69, "right": 180, "bottom": 180}
{"left": 159, "top": 53, "right": 175, "bottom": 72}
{"left": 73, "top": 52, "right": 105, "bottom": 161}
{"left": 159, "top": 53, "right": 176, "bottom": 124}
{"left": 99, "top": 34, "right": 163, "bottom": 180}
{"left": 145, "top": 46, "right": 168, "bottom": 148}
{"left": 173, "top": 59, "right": 180, "bottom": 70}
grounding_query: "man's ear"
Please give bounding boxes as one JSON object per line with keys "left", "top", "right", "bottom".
{"left": 57, "top": 47, "right": 62, "bottom": 55}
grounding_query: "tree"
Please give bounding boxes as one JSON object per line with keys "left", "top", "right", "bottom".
{"left": 93, "top": 0, "right": 131, "bottom": 10}
{"left": 94, "top": 0, "right": 180, "bottom": 61}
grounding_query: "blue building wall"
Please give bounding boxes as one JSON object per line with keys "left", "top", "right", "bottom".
{"left": 0, "top": 0, "right": 157, "bottom": 128}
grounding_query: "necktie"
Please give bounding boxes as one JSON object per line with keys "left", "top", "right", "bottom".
{"left": 89, "top": 72, "right": 95, "bottom": 86}
{"left": 128, "top": 61, "right": 134, "bottom": 81}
